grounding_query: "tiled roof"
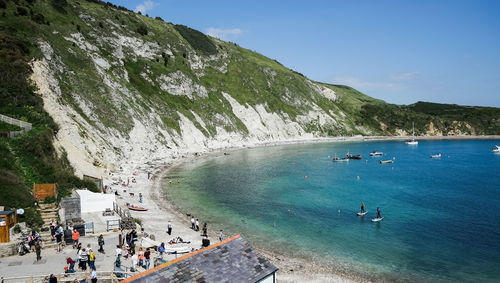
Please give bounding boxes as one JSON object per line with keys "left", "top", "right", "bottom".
{"left": 124, "top": 235, "right": 278, "bottom": 283}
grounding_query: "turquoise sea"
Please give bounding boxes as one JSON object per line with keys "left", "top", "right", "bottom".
{"left": 163, "top": 140, "right": 500, "bottom": 282}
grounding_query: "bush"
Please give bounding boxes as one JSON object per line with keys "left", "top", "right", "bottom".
{"left": 17, "top": 6, "right": 28, "bottom": 16}
{"left": 21, "top": 207, "right": 43, "bottom": 228}
{"left": 32, "top": 13, "right": 45, "bottom": 24}
{"left": 44, "top": 196, "right": 56, "bottom": 204}
{"left": 136, "top": 24, "right": 147, "bottom": 36}
{"left": 51, "top": 0, "right": 68, "bottom": 13}
{"left": 134, "top": 218, "right": 142, "bottom": 226}
{"left": 14, "top": 224, "right": 21, "bottom": 234}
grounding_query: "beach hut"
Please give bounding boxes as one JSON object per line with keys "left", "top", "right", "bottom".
{"left": 0, "top": 210, "right": 18, "bottom": 243}
{"left": 121, "top": 235, "right": 278, "bottom": 283}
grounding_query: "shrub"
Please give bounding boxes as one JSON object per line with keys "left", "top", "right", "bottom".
{"left": 155, "top": 16, "right": 163, "bottom": 22}
{"left": 136, "top": 24, "right": 147, "bottom": 35}
{"left": 51, "top": 0, "right": 68, "bottom": 13}
{"left": 14, "top": 224, "right": 21, "bottom": 234}
{"left": 134, "top": 218, "right": 142, "bottom": 226}
{"left": 16, "top": 6, "right": 28, "bottom": 16}
{"left": 32, "top": 13, "right": 45, "bottom": 24}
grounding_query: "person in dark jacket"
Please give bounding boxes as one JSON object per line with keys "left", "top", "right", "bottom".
{"left": 98, "top": 234, "right": 105, "bottom": 253}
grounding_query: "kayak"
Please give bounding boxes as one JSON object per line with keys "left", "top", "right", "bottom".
{"left": 356, "top": 211, "right": 368, "bottom": 216}
{"left": 371, "top": 217, "right": 384, "bottom": 222}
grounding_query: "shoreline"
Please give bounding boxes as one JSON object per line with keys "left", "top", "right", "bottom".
{"left": 116, "top": 135, "right": 500, "bottom": 282}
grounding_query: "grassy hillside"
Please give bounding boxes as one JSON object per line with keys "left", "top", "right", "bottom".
{"left": 0, "top": 0, "right": 498, "bottom": 228}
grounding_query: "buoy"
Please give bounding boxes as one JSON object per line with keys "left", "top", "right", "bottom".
{"left": 338, "top": 210, "right": 341, "bottom": 214}
{"left": 305, "top": 176, "right": 308, "bottom": 179}
{"left": 357, "top": 176, "right": 360, "bottom": 180}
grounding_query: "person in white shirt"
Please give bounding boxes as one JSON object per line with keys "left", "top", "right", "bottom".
{"left": 115, "top": 245, "right": 122, "bottom": 257}
{"left": 90, "top": 267, "right": 98, "bottom": 283}
{"left": 191, "top": 217, "right": 195, "bottom": 230}
{"left": 131, "top": 253, "right": 138, "bottom": 272}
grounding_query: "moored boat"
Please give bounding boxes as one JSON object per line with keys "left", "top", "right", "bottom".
{"left": 333, "top": 157, "right": 349, "bottom": 162}
{"left": 126, "top": 203, "right": 148, "bottom": 211}
{"left": 346, "top": 153, "right": 362, "bottom": 159}
{"left": 405, "top": 122, "right": 418, "bottom": 145}
{"left": 369, "top": 151, "right": 383, "bottom": 156}
{"left": 379, "top": 160, "right": 393, "bottom": 164}
{"left": 430, "top": 152, "right": 442, "bottom": 158}
{"left": 493, "top": 145, "right": 500, "bottom": 153}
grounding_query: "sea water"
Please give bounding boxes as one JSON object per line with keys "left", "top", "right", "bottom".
{"left": 163, "top": 140, "right": 500, "bottom": 282}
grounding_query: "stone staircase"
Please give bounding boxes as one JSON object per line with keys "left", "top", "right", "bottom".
{"left": 37, "top": 203, "right": 59, "bottom": 248}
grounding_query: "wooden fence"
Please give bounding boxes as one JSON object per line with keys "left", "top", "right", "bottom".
{"left": 33, "top": 184, "right": 57, "bottom": 201}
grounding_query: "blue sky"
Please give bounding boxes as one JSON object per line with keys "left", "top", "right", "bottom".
{"left": 111, "top": 0, "right": 500, "bottom": 107}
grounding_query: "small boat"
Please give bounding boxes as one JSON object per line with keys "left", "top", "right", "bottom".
{"left": 369, "top": 151, "right": 383, "bottom": 156}
{"left": 379, "top": 160, "right": 393, "bottom": 164}
{"left": 493, "top": 145, "right": 500, "bottom": 153}
{"left": 405, "top": 122, "right": 418, "bottom": 145}
{"left": 126, "top": 203, "right": 148, "bottom": 211}
{"left": 430, "top": 152, "right": 442, "bottom": 158}
{"left": 333, "top": 156, "right": 349, "bottom": 162}
{"left": 346, "top": 152, "right": 362, "bottom": 159}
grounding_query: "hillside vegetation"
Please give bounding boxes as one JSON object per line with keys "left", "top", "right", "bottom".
{"left": 0, "top": 0, "right": 498, "bottom": 227}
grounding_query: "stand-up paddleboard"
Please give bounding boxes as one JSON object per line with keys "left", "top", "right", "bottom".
{"left": 371, "top": 217, "right": 384, "bottom": 222}
{"left": 357, "top": 211, "right": 368, "bottom": 216}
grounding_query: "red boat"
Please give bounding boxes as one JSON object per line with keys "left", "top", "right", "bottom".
{"left": 126, "top": 203, "right": 148, "bottom": 211}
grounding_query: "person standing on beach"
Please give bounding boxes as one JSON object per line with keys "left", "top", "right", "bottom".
{"left": 98, "top": 234, "right": 105, "bottom": 253}
{"left": 202, "top": 223, "right": 208, "bottom": 237}
{"left": 195, "top": 219, "right": 199, "bottom": 231}
{"left": 191, "top": 217, "right": 195, "bottom": 230}
{"left": 35, "top": 239, "right": 41, "bottom": 261}
{"left": 72, "top": 229, "right": 80, "bottom": 249}
{"left": 144, "top": 248, "right": 151, "bottom": 269}
{"left": 219, "top": 230, "right": 223, "bottom": 242}
{"left": 167, "top": 221, "right": 172, "bottom": 235}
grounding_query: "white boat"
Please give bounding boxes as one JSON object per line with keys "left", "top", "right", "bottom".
{"left": 493, "top": 145, "right": 500, "bottom": 153}
{"left": 332, "top": 153, "right": 349, "bottom": 162}
{"left": 430, "top": 153, "right": 442, "bottom": 158}
{"left": 405, "top": 122, "right": 418, "bottom": 145}
{"left": 369, "top": 151, "right": 383, "bottom": 156}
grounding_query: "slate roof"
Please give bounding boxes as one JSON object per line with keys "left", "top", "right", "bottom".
{"left": 124, "top": 235, "right": 278, "bottom": 283}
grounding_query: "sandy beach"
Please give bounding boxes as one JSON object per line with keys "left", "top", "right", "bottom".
{"left": 107, "top": 135, "right": 500, "bottom": 282}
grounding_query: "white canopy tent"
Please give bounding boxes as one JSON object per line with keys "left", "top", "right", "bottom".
{"left": 76, "top": 190, "right": 115, "bottom": 213}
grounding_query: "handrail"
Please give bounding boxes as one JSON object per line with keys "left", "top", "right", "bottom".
{"left": 0, "top": 270, "right": 137, "bottom": 282}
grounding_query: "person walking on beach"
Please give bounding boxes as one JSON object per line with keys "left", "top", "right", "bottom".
{"left": 55, "top": 230, "right": 63, "bottom": 253}
{"left": 219, "top": 230, "right": 224, "bottom": 242}
{"left": 191, "top": 217, "right": 195, "bottom": 230}
{"left": 79, "top": 248, "right": 88, "bottom": 271}
{"left": 88, "top": 248, "right": 96, "bottom": 270}
{"left": 377, "top": 207, "right": 382, "bottom": 219}
{"left": 98, "top": 234, "right": 105, "bottom": 253}
{"left": 167, "top": 221, "right": 172, "bottom": 235}
{"left": 361, "top": 202, "right": 365, "bottom": 213}
{"left": 139, "top": 193, "right": 143, "bottom": 203}
{"left": 195, "top": 219, "right": 199, "bottom": 231}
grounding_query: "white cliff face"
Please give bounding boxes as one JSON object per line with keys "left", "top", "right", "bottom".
{"left": 30, "top": 27, "right": 352, "bottom": 179}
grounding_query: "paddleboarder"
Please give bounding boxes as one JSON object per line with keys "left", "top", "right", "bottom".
{"left": 361, "top": 202, "right": 365, "bottom": 213}
{"left": 376, "top": 207, "right": 381, "bottom": 219}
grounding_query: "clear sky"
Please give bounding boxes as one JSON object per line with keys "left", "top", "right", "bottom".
{"left": 110, "top": 0, "right": 500, "bottom": 107}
